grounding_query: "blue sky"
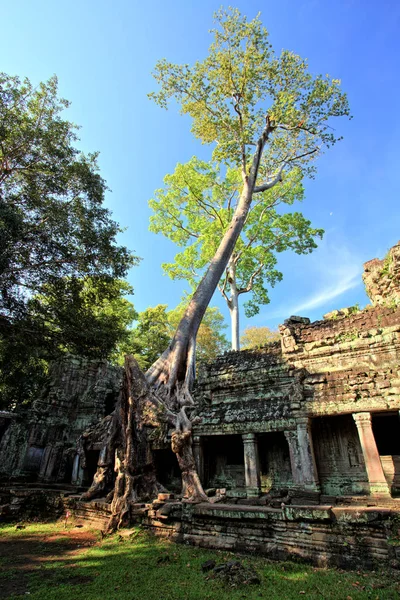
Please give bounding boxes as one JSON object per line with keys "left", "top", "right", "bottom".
{"left": 3, "top": 0, "right": 400, "bottom": 336}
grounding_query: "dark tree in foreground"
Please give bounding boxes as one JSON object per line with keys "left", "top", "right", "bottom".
{"left": 0, "top": 74, "right": 137, "bottom": 408}
{"left": 83, "top": 8, "right": 350, "bottom": 528}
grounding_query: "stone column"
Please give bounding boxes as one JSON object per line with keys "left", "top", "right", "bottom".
{"left": 284, "top": 430, "right": 302, "bottom": 486}
{"left": 242, "top": 433, "right": 261, "bottom": 497}
{"left": 353, "top": 412, "right": 391, "bottom": 496}
{"left": 192, "top": 436, "right": 204, "bottom": 483}
{"left": 285, "top": 419, "right": 320, "bottom": 492}
{"left": 297, "top": 418, "right": 320, "bottom": 491}
{"left": 71, "top": 453, "right": 84, "bottom": 486}
{"left": 38, "top": 445, "right": 53, "bottom": 481}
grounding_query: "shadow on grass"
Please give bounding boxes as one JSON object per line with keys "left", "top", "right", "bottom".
{"left": 0, "top": 523, "right": 399, "bottom": 600}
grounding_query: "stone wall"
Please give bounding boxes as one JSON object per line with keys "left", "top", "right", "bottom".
{"left": 0, "top": 357, "right": 122, "bottom": 483}
{"left": 144, "top": 501, "right": 400, "bottom": 570}
{"left": 193, "top": 243, "right": 400, "bottom": 501}
{"left": 363, "top": 241, "right": 400, "bottom": 306}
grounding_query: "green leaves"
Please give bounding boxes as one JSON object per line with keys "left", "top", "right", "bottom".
{"left": 150, "top": 8, "right": 350, "bottom": 172}
{"left": 148, "top": 8, "right": 349, "bottom": 348}
{"left": 0, "top": 73, "right": 136, "bottom": 323}
{"left": 0, "top": 73, "right": 138, "bottom": 408}
{"left": 150, "top": 157, "right": 323, "bottom": 323}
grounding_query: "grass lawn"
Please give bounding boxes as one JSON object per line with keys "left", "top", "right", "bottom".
{"left": 0, "top": 521, "right": 399, "bottom": 599}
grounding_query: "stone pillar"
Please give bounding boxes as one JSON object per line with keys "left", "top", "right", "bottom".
{"left": 71, "top": 453, "right": 84, "bottom": 486}
{"left": 192, "top": 436, "right": 204, "bottom": 483}
{"left": 242, "top": 433, "right": 261, "bottom": 497}
{"left": 353, "top": 412, "right": 391, "bottom": 496}
{"left": 285, "top": 419, "right": 319, "bottom": 492}
{"left": 284, "top": 430, "right": 302, "bottom": 486}
{"left": 38, "top": 445, "right": 53, "bottom": 481}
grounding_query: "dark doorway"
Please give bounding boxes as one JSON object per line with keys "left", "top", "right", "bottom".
{"left": 258, "top": 432, "right": 292, "bottom": 492}
{"left": 372, "top": 412, "right": 400, "bottom": 496}
{"left": 312, "top": 415, "right": 368, "bottom": 496}
{"left": 372, "top": 413, "right": 400, "bottom": 455}
{"left": 62, "top": 454, "right": 74, "bottom": 484}
{"left": 23, "top": 446, "right": 44, "bottom": 477}
{"left": 83, "top": 450, "right": 100, "bottom": 486}
{"left": 105, "top": 392, "right": 117, "bottom": 416}
{"left": 203, "top": 435, "right": 245, "bottom": 490}
{"left": 154, "top": 449, "right": 181, "bottom": 493}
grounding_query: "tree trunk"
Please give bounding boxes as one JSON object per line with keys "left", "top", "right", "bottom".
{"left": 227, "top": 261, "right": 240, "bottom": 351}
{"left": 82, "top": 121, "right": 275, "bottom": 530}
{"left": 229, "top": 294, "right": 240, "bottom": 351}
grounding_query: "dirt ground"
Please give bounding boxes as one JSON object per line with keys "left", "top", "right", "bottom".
{"left": 0, "top": 526, "right": 97, "bottom": 599}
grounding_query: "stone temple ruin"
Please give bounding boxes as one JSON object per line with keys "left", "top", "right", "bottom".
{"left": 1, "top": 241, "right": 400, "bottom": 568}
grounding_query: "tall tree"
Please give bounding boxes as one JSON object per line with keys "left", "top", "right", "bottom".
{"left": 0, "top": 73, "right": 135, "bottom": 324}
{"left": 167, "top": 302, "right": 229, "bottom": 364}
{"left": 147, "top": 5, "right": 349, "bottom": 436}
{"left": 0, "top": 73, "right": 137, "bottom": 408}
{"left": 85, "top": 8, "right": 350, "bottom": 527}
{"left": 149, "top": 157, "right": 322, "bottom": 349}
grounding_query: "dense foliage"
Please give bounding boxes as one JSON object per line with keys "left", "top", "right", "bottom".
{"left": 0, "top": 73, "right": 137, "bottom": 409}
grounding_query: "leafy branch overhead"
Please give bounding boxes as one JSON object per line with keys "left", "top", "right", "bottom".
{"left": 149, "top": 8, "right": 350, "bottom": 178}
{"left": 149, "top": 157, "right": 323, "bottom": 349}
{"left": 149, "top": 8, "right": 348, "bottom": 350}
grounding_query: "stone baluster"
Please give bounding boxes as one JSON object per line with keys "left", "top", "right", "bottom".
{"left": 192, "top": 436, "right": 204, "bottom": 483}
{"left": 285, "top": 418, "right": 319, "bottom": 492}
{"left": 71, "top": 453, "right": 84, "bottom": 486}
{"left": 284, "top": 430, "right": 302, "bottom": 486}
{"left": 242, "top": 433, "right": 261, "bottom": 497}
{"left": 38, "top": 445, "right": 54, "bottom": 481}
{"left": 353, "top": 412, "right": 390, "bottom": 496}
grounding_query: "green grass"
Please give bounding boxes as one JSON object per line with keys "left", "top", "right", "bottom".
{"left": 0, "top": 521, "right": 399, "bottom": 599}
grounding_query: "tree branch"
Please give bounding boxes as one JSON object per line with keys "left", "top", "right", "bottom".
{"left": 237, "top": 262, "right": 264, "bottom": 295}
{"left": 179, "top": 178, "right": 226, "bottom": 231}
{"left": 218, "top": 268, "right": 230, "bottom": 304}
{"left": 248, "top": 115, "right": 275, "bottom": 188}
{"left": 253, "top": 163, "right": 285, "bottom": 193}
{"left": 162, "top": 207, "right": 199, "bottom": 239}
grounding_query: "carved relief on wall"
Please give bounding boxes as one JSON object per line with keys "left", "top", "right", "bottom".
{"left": 347, "top": 439, "right": 361, "bottom": 467}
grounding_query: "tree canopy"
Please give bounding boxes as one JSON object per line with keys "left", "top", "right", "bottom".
{"left": 149, "top": 156, "right": 322, "bottom": 349}
{"left": 150, "top": 8, "right": 349, "bottom": 173}
{"left": 0, "top": 73, "right": 135, "bottom": 324}
{"left": 0, "top": 73, "right": 137, "bottom": 408}
{"left": 149, "top": 8, "right": 349, "bottom": 354}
